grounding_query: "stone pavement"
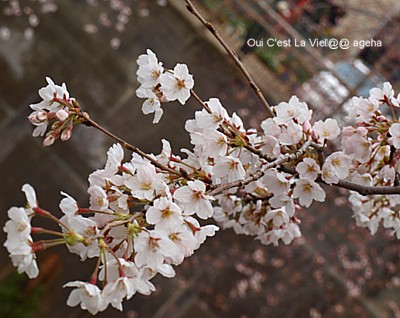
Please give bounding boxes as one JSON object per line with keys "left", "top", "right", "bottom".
{"left": 0, "top": 1, "right": 399, "bottom": 317}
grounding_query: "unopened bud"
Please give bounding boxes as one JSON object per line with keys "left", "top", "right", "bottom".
{"left": 28, "top": 111, "right": 47, "bottom": 124}
{"left": 37, "top": 111, "right": 48, "bottom": 121}
{"left": 56, "top": 109, "right": 69, "bottom": 121}
{"left": 28, "top": 114, "right": 39, "bottom": 124}
{"left": 43, "top": 135, "right": 55, "bottom": 147}
{"left": 61, "top": 125, "right": 73, "bottom": 141}
{"left": 311, "top": 129, "right": 319, "bottom": 141}
{"left": 302, "top": 120, "right": 312, "bottom": 133}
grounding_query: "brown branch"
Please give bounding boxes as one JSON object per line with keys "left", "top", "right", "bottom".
{"left": 208, "top": 141, "right": 311, "bottom": 196}
{"left": 332, "top": 180, "right": 400, "bottom": 196}
{"left": 209, "top": 139, "right": 400, "bottom": 197}
{"left": 79, "top": 112, "right": 187, "bottom": 179}
{"left": 190, "top": 89, "right": 211, "bottom": 113}
{"left": 185, "top": 0, "right": 274, "bottom": 118}
{"left": 281, "top": 165, "right": 400, "bottom": 196}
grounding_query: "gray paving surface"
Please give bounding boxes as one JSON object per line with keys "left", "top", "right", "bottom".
{"left": 0, "top": 1, "right": 399, "bottom": 318}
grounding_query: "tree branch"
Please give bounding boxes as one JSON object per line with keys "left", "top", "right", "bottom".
{"left": 208, "top": 141, "right": 311, "bottom": 196}
{"left": 79, "top": 111, "right": 187, "bottom": 179}
{"left": 333, "top": 180, "right": 400, "bottom": 196}
{"left": 281, "top": 166, "right": 400, "bottom": 196}
{"left": 185, "top": 0, "right": 274, "bottom": 118}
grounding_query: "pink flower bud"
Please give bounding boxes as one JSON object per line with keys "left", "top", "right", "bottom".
{"left": 37, "top": 111, "right": 48, "bottom": 121}
{"left": 341, "top": 126, "right": 356, "bottom": 137}
{"left": 28, "top": 114, "right": 39, "bottom": 124}
{"left": 28, "top": 111, "right": 47, "bottom": 124}
{"left": 356, "top": 126, "right": 368, "bottom": 136}
{"left": 311, "top": 129, "right": 319, "bottom": 141}
{"left": 56, "top": 109, "right": 69, "bottom": 121}
{"left": 302, "top": 120, "right": 312, "bottom": 133}
{"left": 61, "top": 125, "right": 73, "bottom": 141}
{"left": 376, "top": 115, "right": 387, "bottom": 122}
{"left": 43, "top": 135, "right": 55, "bottom": 147}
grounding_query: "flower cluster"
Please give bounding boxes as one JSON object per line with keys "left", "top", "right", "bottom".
{"left": 344, "top": 82, "right": 400, "bottom": 237}
{"left": 8, "top": 48, "right": 400, "bottom": 315}
{"left": 27, "top": 77, "right": 83, "bottom": 146}
{"left": 208, "top": 95, "right": 340, "bottom": 246}
{"left": 3, "top": 184, "right": 39, "bottom": 279}
{"left": 3, "top": 142, "right": 219, "bottom": 313}
{"left": 136, "top": 49, "right": 194, "bottom": 123}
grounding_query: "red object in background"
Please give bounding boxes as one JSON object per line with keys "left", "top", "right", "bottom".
{"left": 287, "top": 0, "right": 311, "bottom": 23}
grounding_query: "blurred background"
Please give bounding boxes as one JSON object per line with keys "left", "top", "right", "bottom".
{"left": 0, "top": 0, "right": 399, "bottom": 317}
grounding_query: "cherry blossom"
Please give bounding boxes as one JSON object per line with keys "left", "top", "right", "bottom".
{"left": 293, "top": 179, "right": 326, "bottom": 208}
{"left": 296, "top": 158, "right": 320, "bottom": 181}
{"left": 213, "top": 156, "right": 246, "bottom": 182}
{"left": 136, "top": 87, "right": 163, "bottom": 124}
{"left": 173, "top": 180, "right": 214, "bottom": 219}
{"left": 136, "top": 49, "right": 164, "bottom": 89}
{"left": 185, "top": 217, "right": 219, "bottom": 248}
{"left": 102, "top": 277, "right": 139, "bottom": 311}
{"left": 124, "top": 162, "right": 165, "bottom": 201}
{"left": 389, "top": 123, "right": 400, "bottom": 149}
{"left": 273, "top": 95, "right": 312, "bottom": 125}
{"left": 88, "top": 185, "right": 109, "bottom": 211}
{"left": 22, "top": 183, "right": 38, "bottom": 211}
{"left": 369, "top": 81, "right": 394, "bottom": 102}
{"left": 28, "top": 77, "right": 80, "bottom": 145}
{"left": 312, "top": 118, "right": 341, "bottom": 141}
{"left": 347, "top": 96, "right": 379, "bottom": 122}
{"left": 162, "top": 223, "right": 198, "bottom": 262}
{"left": 323, "top": 152, "right": 352, "bottom": 180}
{"left": 146, "top": 197, "right": 184, "bottom": 229}
{"left": 261, "top": 170, "right": 291, "bottom": 195}
{"left": 64, "top": 281, "right": 108, "bottom": 315}
{"left": 159, "top": 63, "right": 194, "bottom": 104}
{"left": 278, "top": 121, "right": 303, "bottom": 145}
{"left": 135, "top": 51, "right": 194, "bottom": 123}
{"left": 196, "top": 98, "right": 229, "bottom": 129}
{"left": 134, "top": 230, "right": 179, "bottom": 270}
{"left": 60, "top": 215, "right": 100, "bottom": 260}
{"left": 3, "top": 207, "right": 38, "bottom": 278}
{"left": 59, "top": 192, "right": 79, "bottom": 216}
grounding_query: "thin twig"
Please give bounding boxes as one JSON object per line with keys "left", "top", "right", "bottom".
{"left": 98, "top": 218, "right": 133, "bottom": 238}
{"left": 190, "top": 89, "right": 272, "bottom": 162}
{"left": 208, "top": 141, "right": 311, "bottom": 196}
{"left": 190, "top": 89, "right": 211, "bottom": 113}
{"left": 185, "top": 0, "right": 274, "bottom": 118}
{"left": 80, "top": 112, "right": 187, "bottom": 179}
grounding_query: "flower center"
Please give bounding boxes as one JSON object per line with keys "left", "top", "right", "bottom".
{"left": 141, "top": 181, "right": 152, "bottom": 191}
{"left": 149, "top": 237, "right": 160, "bottom": 251}
{"left": 229, "top": 160, "right": 239, "bottom": 171}
{"left": 161, "top": 208, "right": 172, "bottom": 218}
{"left": 332, "top": 158, "right": 341, "bottom": 167}
{"left": 16, "top": 222, "right": 27, "bottom": 233}
{"left": 176, "top": 78, "right": 186, "bottom": 89}
{"left": 96, "top": 196, "right": 104, "bottom": 206}
{"left": 169, "top": 233, "right": 180, "bottom": 242}
{"left": 302, "top": 184, "right": 312, "bottom": 193}
{"left": 151, "top": 69, "right": 160, "bottom": 79}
